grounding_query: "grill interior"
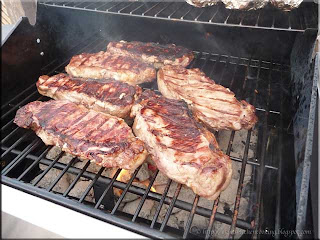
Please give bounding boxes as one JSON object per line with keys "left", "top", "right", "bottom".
{"left": 40, "top": 0, "right": 318, "bottom": 31}
{"left": 1, "top": 33, "right": 292, "bottom": 238}
{"left": 1, "top": 1, "right": 317, "bottom": 239}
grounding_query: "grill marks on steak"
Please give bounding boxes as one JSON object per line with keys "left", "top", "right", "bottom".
{"left": 107, "top": 41, "right": 194, "bottom": 68}
{"left": 65, "top": 51, "right": 156, "bottom": 85}
{"left": 14, "top": 100, "right": 147, "bottom": 170}
{"left": 37, "top": 73, "right": 141, "bottom": 118}
{"left": 131, "top": 90, "right": 232, "bottom": 200}
{"left": 157, "top": 65, "right": 258, "bottom": 130}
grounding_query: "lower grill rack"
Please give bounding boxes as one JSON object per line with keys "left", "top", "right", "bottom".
{"left": 1, "top": 36, "right": 291, "bottom": 239}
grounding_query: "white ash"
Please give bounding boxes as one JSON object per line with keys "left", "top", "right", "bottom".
{"left": 122, "top": 198, "right": 155, "bottom": 219}
{"left": 136, "top": 163, "right": 150, "bottom": 182}
{"left": 31, "top": 168, "right": 69, "bottom": 193}
{"left": 68, "top": 180, "right": 95, "bottom": 203}
{"left": 46, "top": 146, "right": 62, "bottom": 160}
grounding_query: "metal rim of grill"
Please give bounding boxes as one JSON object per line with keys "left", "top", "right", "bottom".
{"left": 0, "top": 31, "right": 293, "bottom": 238}
{"left": 39, "top": 1, "right": 318, "bottom": 32}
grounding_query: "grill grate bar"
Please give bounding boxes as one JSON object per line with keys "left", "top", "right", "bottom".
{"left": 1, "top": 84, "right": 35, "bottom": 110}
{"left": 216, "top": 55, "right": 230, "bottom": 85}
{"left": 180, "top": 6, "right": 193, "bottom": 20}
{"left": 111, "top": 166, "right": 142, "bottom": 215}
{"left": 106, "top": 2, "right": 122, "bottom": 12}
{"left": 1, "top": 131, "right": 33, "bottom": 159}
{"left": 228, "top": 57, "right": 258, "bottom": 238}
{"left": 94, "top": 168, "right": 121, "bottom": 209}
{"left": 17, "top": 146, "right": 52, "bottom": 181}
{"left": 132, "top": 170, "right": 159, "bottom": 222}
{"left": 63, "top": 160, "right": 91, "bottom": 197}
{"left": 1, "top": 91, "right": 41, "bottom": 120}
{"left": 205, "top": 130, "right": 236, "bottom": 237}
{"left": 39, "top": 2, "right": 318, "bottom": 31}
{"left": 79, "top": 167, "right": 105, "bottom": 203}
{"left": 46, "top": 157, "right": 77, "bottom": 192}
{"left": 2, "top": 138, "right": 40, "bottom": 176}
{"left": 229, "top": 130, "right": 253, "bottom": 238}
{"left": 195, "top": 9, "right": 206, "bottom": 21}
{"left": 31, "top": 151, "right": 65, "bottom": 186}
{"left": 2, "top": 148, "right": 254, "bottom": 230}
{"left": 200, "top": 53, "right": 211, "bottom": 70}
{"left": 150, "top": 179, "right": 172, "bottom": 229}
{"left": 253, "top": 60, "right": 272, "bottom": 239}
{"left": 224, "top": 10, "right": 233, "bottom": 24}
{"left": 118, "top": 2, "right": 135, "bottom": 13}
{"left": 142, "top": 2, "right": 162, "bottom": 16}
{"left": 154, "top": 2, "right": 172, "bottom": 17}
{"left": 83, "top": 2, "right": 97, "bottom": 9}
{"left": 73, "top": 0, "right": 87, "bottom": 8}
{"left": 1, "top": 126, "right": 20, "bottom": 144}
{"left": 274, "top": 67, "right": 285, "bottom": 239}
{"left": 182, "top": 194, "right": 200, "bottom": 239}
{"left": 95, "top": 1, "right": 114, "bottom": 11}
{"left": 205, "top": 196, "right": 220, "bottom": 239}
{"left": 160, "top": 183, "right": 182, "bottom": 232}
{"left": 230, "top": 156, "right": 277, "bottom": 170}
{"left": 168, "top": 3, "right": 185, "bottom": 19}
{"left": 209, "top": 4, "right": 221, "bottom": 23}
{"left": 130, "top": 3, "right": 144, "bottom": 14}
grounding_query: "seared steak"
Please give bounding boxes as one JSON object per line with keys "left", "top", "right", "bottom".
{"left": 65, "top": 51, "right": 156, "bottom": 85}
{"left": 158, "top": 65, "right": 257, "bottom": 130}
{"left": 107, "top": 41, "right": 194, "bottom": 68}
{"left": 37, "top": 73, "right": 141, "bottom": 118}
{"left": 14, "top": 100, "right": 147, "bottom": 170}
{"left": 131, "top": 90, "right": 232, "bottom": 200}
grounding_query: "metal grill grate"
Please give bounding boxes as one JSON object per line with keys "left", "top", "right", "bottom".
{"left": 1, "top": 35, "right": 290, "bottom": 239}
{"left": 39, "top": 1, "right": 318, "bottom": 32}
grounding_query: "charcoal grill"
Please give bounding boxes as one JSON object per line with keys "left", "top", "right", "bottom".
{"left": 1, "top": 1, "right": 318, "bottom": 239}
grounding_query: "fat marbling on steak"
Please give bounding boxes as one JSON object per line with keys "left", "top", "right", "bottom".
{"left": 158, "top": 65, "right": 257, "bottom": 131}
{"left": 37, "top": 73, "right": 141, "bottom": 118}
{"left": 131, "top": 90, "right": 232, "bottom": 200}
{"left": 65, "top": 51, "right": 156, "bottom": 85}
{"left": 14, "top": 100, "right": 147, "bottom": 170}
{"left": 107, "top": 41, "right": 194, "bottom": 68}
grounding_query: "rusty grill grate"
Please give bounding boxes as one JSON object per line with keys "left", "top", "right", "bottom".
{"left": 39, "top": 1, "right": 318, "bottom": 32}
{"left": 1, "top": 34, "right": 291, "bottom": 239}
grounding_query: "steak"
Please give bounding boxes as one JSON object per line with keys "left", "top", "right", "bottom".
{"left": 158, "top": 65, "right": 258, "bottom": 131}
{"left": 107, "top": 41, "right": 194, "bottom": 68}
{"left": 65, "top": 51, "right": 156, "bottom": 85}
{"left": 131, "top": 90, "right": 232, "bottom": 200}
{"left": 37, "top": 73, "right": 141, "bottom": 118}
{"left": 14, "top": 100, "right": 147, "bottom": 170}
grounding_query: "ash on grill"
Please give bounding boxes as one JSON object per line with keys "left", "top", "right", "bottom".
{"left": 31, "top": 127, "right": 257, "bottom": 239}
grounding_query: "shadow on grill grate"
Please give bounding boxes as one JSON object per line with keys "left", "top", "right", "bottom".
{"left": 1, "top": 35, "right": 292, "bottom": 239}
{"left": 39, "top": 1, "right": 318, "bottom": 32}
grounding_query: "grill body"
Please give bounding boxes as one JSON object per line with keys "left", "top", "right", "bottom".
{"left": 1, "top": 2, "right": 318, "bottom": 239}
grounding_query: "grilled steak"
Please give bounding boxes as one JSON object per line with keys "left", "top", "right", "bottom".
{"left": 158, "top": 65, "right": 258, "bottom": 130}
{"left": 107, "top": 41, "right": 194, "bottom": 68}
{"left": 131, "top": 90, "right": 232, "bottom": 200}
{"left": 14, "top": 100, "right": 147, "bottom": 170}
{"left": 37, "top": 73, "right": 141, "bottom": 118}
{"left": 65, "top": 51, "right": 156, "bottom": 85}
